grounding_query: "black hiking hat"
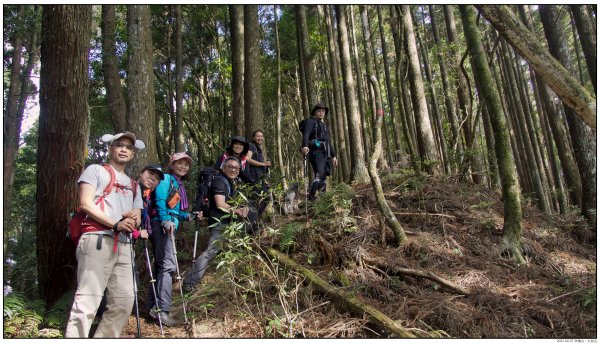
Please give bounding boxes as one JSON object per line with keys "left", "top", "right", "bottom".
{"left": 228, "top": 136, "right": 250, "bottom": 156}
{"left": 141, "top": 163, "right": 165, "bottom": 180}
{"left": 310, "top": 103, "right": 329, "bottom": 116}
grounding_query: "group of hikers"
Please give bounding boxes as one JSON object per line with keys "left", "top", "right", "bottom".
{"left": 64, "top": 103, "right": 338, "bottom": 337}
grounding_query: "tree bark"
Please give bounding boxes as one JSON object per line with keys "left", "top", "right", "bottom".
{"left": 476, "top": 5, "right": 596, "bottom": 131}
{"left": 367, "top": 74, "right": 407, "bottom": 245}
{"left": 324, "top": 5, "right": 350, "bottom": 181}
{"left": 37, "top": 5, "right": 92, "bottom": 304}
{"left": 244, "top": 5, "right": 263, "bottom": 136}
{"left": 127, "top": 5, "right": 159, "bottom": 173}
{"left": 539, "top": 5, "right": 597, "bottom": 226}
{"left": 101, "top": 5, "right": 127, "bottom": 133}
{"left": 401, "top": 5, "right": 439, "bottom": 175}
{"left": 570, "top": 5, "right": 596, "bottom": 94}
{"left": 297, "top": 5, "right": 317, "bottom": 109}
{"left": 460, "top": 5, "right": 525, "bottom": 264}
{"left": 335, "top": 5, "right": 370, "bottom": 184}
{"left": 273, "top": 5, "right": 287, "bottom": 189}
{"left": 230, "top": 5, "right": 245, "bottom": 136}
{"left": 174, "top": 4, "right": 185, "bottom": 152}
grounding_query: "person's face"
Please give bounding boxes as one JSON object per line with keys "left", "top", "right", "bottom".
{"left": 109, "top": 137, "right": 135, "bottom": 164}
{"left": 171, "top": 159, "right": 190, "bottom": 177}
{"left": 232, "top": 142, "right": 244, "bottom": 155}
{"left": 222, "top": 161, "right": 240, "bottom": 180}
{"left": 253, "top": 132, "right": 264, "bottom": 145}
{"left": 314, "top": 108, "right": 326, "bottom": 120}
{"left": 139, "top": 170, "right": 161, "bottom": 190}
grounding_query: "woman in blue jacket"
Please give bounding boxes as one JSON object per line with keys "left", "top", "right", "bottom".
{"left": 146, "top": 152, "right": 200, "bottom": 327}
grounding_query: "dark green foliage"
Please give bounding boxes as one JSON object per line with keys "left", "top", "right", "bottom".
{"left": 278, "top": 222, "right": 302, "bottom": 252}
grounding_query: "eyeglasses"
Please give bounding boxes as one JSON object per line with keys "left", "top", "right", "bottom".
{"left": 224, "top": 165, "right": 240, "bottom": 171}
{"left": 112, "top": 142, "right": 135, "bottom": 151}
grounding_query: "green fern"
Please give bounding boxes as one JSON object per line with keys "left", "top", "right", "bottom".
{"left": 3, "top": 293, "right": 44, "bottom": 338}
{"left": 279, "top": 222, "right": 301, "bottom": 252}
{"left": 43, "top": 290, "right": 74, "bottom": 330}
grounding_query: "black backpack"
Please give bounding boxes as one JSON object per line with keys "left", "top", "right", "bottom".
{"left": 298, "top": 118, "right": 320, "bottom": 138}
{"left": 193, "top": 167, "right": 228, "bottom": 217}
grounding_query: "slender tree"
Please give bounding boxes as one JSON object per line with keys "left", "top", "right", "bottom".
{"left": 570, "top": 5, "right": 596, "bottom": 94}
{"left": 401, "top": 5, "right": 439, "bottom": 174}
{"left": 297, "top": 5, "right": 317, "bottom": 108}
{"left": 37, "top": 5, "right": 92, "bottom": 304}
{"left": 460, "top": 5, "right": 525, "bottom": 264}
{"left": 244, "top": 5, "right": 263, "bottom": 136}
{"left": 101, "top": 5, "right": 127, "bottom": 132}
{"left": 174, "top": 4, "right": 185, "bottom": 151}
{"left": 127, "top": 5, "right": 159, "bottom": 172}
{"left": 476, "top": 5, "right": 596, "bottom": 131}
{"left": 230, "top": 5, "right": 245, "bottom": 135}
{"left": 539, "top": 5, "right": 597, "bottom": 226}
{"left": 335, "top": 5, "right": 369, "bottom": 183}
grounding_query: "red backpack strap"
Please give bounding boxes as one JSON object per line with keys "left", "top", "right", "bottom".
{"left": 97, "top": 163, "right": 116, "bottom": 209}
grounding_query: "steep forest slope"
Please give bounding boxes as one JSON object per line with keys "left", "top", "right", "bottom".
{"left": 125, "top": 173, "right": 596, "bottom": 338}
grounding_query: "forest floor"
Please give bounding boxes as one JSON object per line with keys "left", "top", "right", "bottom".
{"left": 123, "top": 172, "right": 596, "bottom": 338}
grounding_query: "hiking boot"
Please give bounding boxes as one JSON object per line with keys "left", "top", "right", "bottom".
{"left": 182, "top": 283, "right": 196, "bottom": 294}
{"left": 148, "top": 307, "right": 158, "bottom": 319}
{"left": 157, "top": 312, "right": 177, "bottom": 327}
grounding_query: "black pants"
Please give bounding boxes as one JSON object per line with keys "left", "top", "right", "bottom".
{"left": 308, "top": 150, "right": 329, "bottom": 196}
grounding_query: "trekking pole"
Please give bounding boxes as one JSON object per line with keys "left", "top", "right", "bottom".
{"left": 303, "top": 155, "right": 308, "bottom": 221}
{"left": 169, "top": 230, "right": 191, "bottom": 334}
{"left": 143, "top": 240, "right": 164, "bottom": 336}
{"left": 267, "top": 160, "right": 275, "bottom": 225}
{"left": 128, "top": 234, "right": 141, "bottom": 338}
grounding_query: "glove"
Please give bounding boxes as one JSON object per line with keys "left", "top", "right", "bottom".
{"left": 161, "top": 220, "right": 176, "bottom": 234}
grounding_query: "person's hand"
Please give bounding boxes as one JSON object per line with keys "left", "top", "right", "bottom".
{"left": 122, "top": 210, "right": 140, "bottom": 226}
{"left": 161, "top": 220, "right": 176, "bottom": 234}
{"left": 332, "top": 157, "right": 338, "bottom": 168}
{"left": 115, "top": 218, "right": 136, "bottom": 233}
{"left": 139, "top": 229, "right": 149, "bottom": 240}
{"left": 265, "top": 160, "right": 272, "bottom": 167}
{"left": 238, "top": 207, "right": 250, "bottom": 219}
{"left": 301, "top": 147, "right": 309, "bottom": 155}
{"left": 191, "top": 211, "right": 203, "bottom": 221}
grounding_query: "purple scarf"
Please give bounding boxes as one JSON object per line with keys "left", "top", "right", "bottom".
{"left": 174, "top": 175, "right": 189, "bottom": 211}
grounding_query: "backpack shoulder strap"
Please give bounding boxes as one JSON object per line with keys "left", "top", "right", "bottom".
{"left": 101, "top": 163, "right": 116, "bottom": 197}
{"left": 130, "top": 179, "right": 138, "bottom": 200}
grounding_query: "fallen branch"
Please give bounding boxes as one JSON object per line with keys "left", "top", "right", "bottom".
{"left": 393, "top": 212, "right": 456, "bottom": 219}
{"left": 548, "top": 286, "right": 595, "bottom": 302}
{"left": 362, "top": 256, "right": 470, "bottom": 296}
{"left": 265, "top": 248, "right": 421, "bottom": 338}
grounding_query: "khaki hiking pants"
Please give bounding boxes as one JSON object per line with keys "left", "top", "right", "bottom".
{"left": 65, "top": 234, "right": 135, "bottom": 338}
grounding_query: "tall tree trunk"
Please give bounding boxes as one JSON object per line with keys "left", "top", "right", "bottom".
{"left": 37, "top": 5, "right": 92, "bottom": 304}
{"left": 401, "top": 5, "right": 439, "bottom": 175}
{"left": 174, "top": 4, "right": 184, "bottom": 152}
{"left": 297, "top": 5, "right": 317, "bottom": 108}
{"left": 360, "top": 5, "right": 388, "bottom": 171}
{"left": 101, "top": 5, "right": 127, "bottom": 132}
{"left": 324, "top": 5, "right": 350, "bottom": 181}
{"left": 460, "top": 5, "right": 525, "bottom": 264}
{"left": 517, "top": 5, "right": 583, "bottom": 208}
{"left": 539, "top": 5, "right": 597, "bottom": 226}
{"left": 4, "top": 5, "right": 25, "bottom": 222}
{"left": 244, "top": 5, "right": 263, "bottom": 136}
{"left": 230, "top": 5, "right": 245, "bottom": 135}
{"left": 416, "top": 7, "right": 450, "bottom": 174}
{"left": 430, "top": 5, "right": 460, "bottom": 172}
{"left": 476, "top": 5, "right": 596, "bottom": 131}
{"left": 348, "top": 6, "right": 371, "bottom": 160}
{"left": 498, "top": 40, "right": 550, "bottom": 212}
{"left": 273, "top": 5, "right": 287, "bottom": 189}
{"left": 335, "top": 5, "right": 370, "bottom": 184}
{"left": 570, "top": 5, "right": 596, "bottom": 94}
{"left": 390, "top": 6, "right": 418, "bottom": 168}
{"left": 377, "top": 5, "right": 404, "bottom": 163}
{"left": 127, "top": 5, "right": 159, "bottom": 172}
{"left": 368, "top": 74, "right": 407, "bottom": 246}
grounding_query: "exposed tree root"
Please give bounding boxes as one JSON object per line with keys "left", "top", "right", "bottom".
{"left": 361, "top": 256, "right": 470, "bottom": 296}
{"left": 265, "top": 248, "right": 424, "bottom": 338}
